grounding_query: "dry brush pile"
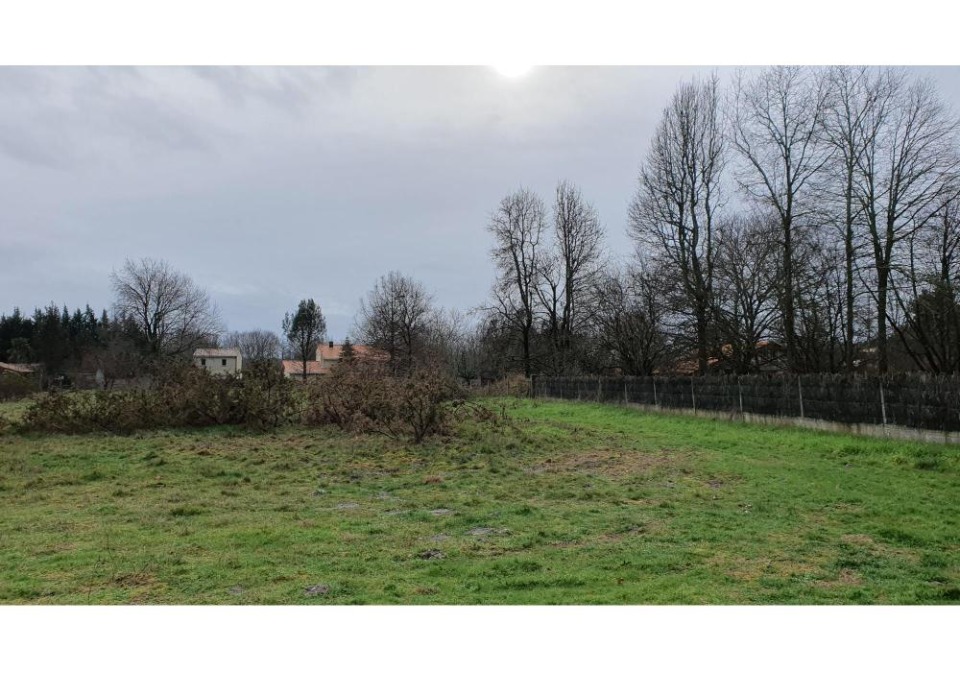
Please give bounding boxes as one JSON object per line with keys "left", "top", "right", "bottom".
{"left": 19, "top": 362, "right": 298, "bottom": 434}
{"left": 303, "top": 361, "right": 493, "bottom": 443}
{"left": 16, "top": 360, "right": 506, "bottom": 442}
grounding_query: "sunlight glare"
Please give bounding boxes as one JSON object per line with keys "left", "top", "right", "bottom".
{"left": 492, "top": 64, "right": 534, "bottom": 78}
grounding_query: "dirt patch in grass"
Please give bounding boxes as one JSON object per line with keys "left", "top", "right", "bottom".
{"left": 112, "top": 571, "right": 159, "bottom": 588}
{"left": 707, "top": 552, "right": 824, "bottom": 583}
{"left": 466, "top": 526, "right": 510, "bottom": 537}
{"left": 839, "top": 533, "right": 921, "bottom": 565}
{"left": 840, "top": 533, "right": 877, "bottom": 547}
{"left": 814, "top": 568, "right": 864, "bottom": 589}
{"left": 598, "top": 521, "right": 665, "bottom": 541}
{"left": 540, "top": 448, "right": 689, "bottom": 478}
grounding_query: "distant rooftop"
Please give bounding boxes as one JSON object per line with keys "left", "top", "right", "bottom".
{"left": 317, "top": 342, "right": 388, "bottom": 362}
{"left": 0, "top": 362, "right": 40, "bottom": 374}
{"left": 281, "top": 360, "right": 328, "bottom": 376}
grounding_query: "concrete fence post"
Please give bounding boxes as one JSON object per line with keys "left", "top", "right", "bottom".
{"left": 880, "top": 379, "right": 888, "bottom": 427}
{"left": 691, "top": 378, "right": 697, "bottom": 413}
{"left": 624, "top": 378, "right": 629, "bottom": 404}
{"left": 653, "top": 377, "right": 659, "bottom": 408}
{"left": 597, "top": 375, "right": 602, "bottom": 402}
{"left": 738, "top": 377, "right": 744, "bottom": 417}
{"left": 798, "top": 375, "right": 805, "bottom": 419}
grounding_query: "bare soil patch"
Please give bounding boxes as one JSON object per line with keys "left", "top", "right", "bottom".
{"left": 540, "top": 448, "right": 689, "bottom": 479}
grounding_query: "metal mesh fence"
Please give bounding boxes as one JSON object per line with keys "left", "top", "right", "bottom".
{"left": 530, "top": 373, "right": 960, "bottom": 432}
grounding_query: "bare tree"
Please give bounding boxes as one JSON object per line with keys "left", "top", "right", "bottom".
{"left": 543, "top": 180, "right": 604, "bottom": 374}
{"left": 822, "top": 66, "right": 874, "bottom": 371}
{"left": 713, "top": 213, "right": 781, "bottom": 373}
{"left": 630, "top": 75, "right": 724, "bottom": 375}
{"left": 110, "top": 257, "right": 223, "bottom": 360}
{"left": 419, "top": 307, "right": 480, "bottom": 380}
{"left": 891, "top": 198, "right": 960, "bottom": 372}
{"left": 283, "top": 299, "right": 326, "bottom": 379}
{"left": 223, "top": 329, "right": 282, "bottom": 365}
{"left": 793, "top": 237, "right": 846, "bottom": 372}
{"left": 356, "top": 271, "right": 433, "bottom": 372}
{"left": 486, "top": 188, "right": 546, "bottom": 377}
{"left": 448, "top": 318, "right": 485, "bottom": 384}
{"left": 730, "top": 66, "right": 832, "bottom": 372}
{"left": 83, "top": 312, "right": 147, "bottom": 388}
{"left": 592, "top": 264, "right": 670, "bottom": 376}
{"left": 852, "top": 70, "right": 960, "bottom": 372}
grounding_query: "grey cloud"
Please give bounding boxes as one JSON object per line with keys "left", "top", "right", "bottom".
{"left": 0, "top": 122, "right": 70, "bottom": 168}
{"left": 187, "top": 66, "right": 359, "bottom": 113}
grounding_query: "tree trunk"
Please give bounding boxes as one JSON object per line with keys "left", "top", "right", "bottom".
{"left": 844, "top": 178, "right": 856, "bottom": 373}
{"left": 876, "top": 266, "right": 889, "bottom": 374}
{"left": 696, "top": 304, "right": 709, "bottom": 375}
{"left": 782, "top": 217, "right": 797, "bottom": 373}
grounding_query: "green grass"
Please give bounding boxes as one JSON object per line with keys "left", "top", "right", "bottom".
{"left": 0, "top": 397, "right": 33, "bottom": 425}
{"left": 1, "top": 397, "right": 958, "bottom": 604}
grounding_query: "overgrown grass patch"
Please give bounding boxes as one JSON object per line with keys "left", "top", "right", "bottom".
{"left": 0, "top": 398, "right": 957, "bottom": 604}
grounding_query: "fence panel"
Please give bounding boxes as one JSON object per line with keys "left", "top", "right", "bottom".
{"left": 532, "top": 373, "right": 960, "bottom": 433}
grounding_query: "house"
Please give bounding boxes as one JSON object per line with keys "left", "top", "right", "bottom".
{"left": 317, "top": 341, "right": 386, "bottom": 370}
{"left": 668, "top": 340, "right": 785, "bottom": 375}
{"left": 281, "top": 341, "right": 387, "bottom": 379}
{"left": 280, "top": 359, "right": 327, "bottom": 380}
{"left": 193, "top": 348, "right": 242, "bottom": 376}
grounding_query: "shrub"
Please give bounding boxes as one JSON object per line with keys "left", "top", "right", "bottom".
{"left": 235, "top": 361, "right": 299, "bottom": 431}
{"left": 19, "top": 363, "right": 299, "bottom": 434}
{"left": 0, "top": 372, "right": 37, "bottom": 401}
{"left": 305, "top": 362, "right": 466, "bottom": 443}
{"left": 390, "top": 368, "right": 465, "bottom": 443}
{"left": 22, "top": 389, "right": 161, "bottom": 434}
{"left": 474, "top": 374, "right": 531, "bottom": 398}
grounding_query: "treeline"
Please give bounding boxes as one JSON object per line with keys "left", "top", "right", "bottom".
{"left": 0, "top": 303, "right": 200, "bottom": 387}
{"left": 477, "top": 66, "right": 960, "bottom": 377}
{"left": 0, "top": 258, "right": 224, "bottom": 387}
{"left": 1, "top": 306, "right": 106, "bottom": 379}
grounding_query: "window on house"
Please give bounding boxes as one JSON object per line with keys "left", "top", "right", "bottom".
{"left": 201, "top": 358, "right": 206, "bottom": 366}
{"left": 222, "top": 359, "right": 227, "bottom": 366}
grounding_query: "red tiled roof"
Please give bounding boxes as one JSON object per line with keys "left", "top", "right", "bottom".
{"left": 0, "top": 362, "right": 38, "bottom": 375}
{"left": 316, "top": 343, "right": 389, "bottom": 362}
{"left": 281, "top": 360, "right": 329, "bottom": 376}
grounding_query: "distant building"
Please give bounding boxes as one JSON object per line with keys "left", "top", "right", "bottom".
{"left": 316, "top": 341, "right": 386, "bottom": 370}
{"left": 669, "top": 340, "right": 785, "bottom": 375}
{"left": 280, "top": 359, "right": 327, "bottom": 380}
{"left": 0, "top": 362, "right": 40, "bottom": 376}
{"left": 193, "top": 348, "right": 242, "bottom": 376}
{"left": 281, "top": 341, "right": 387, "bottom": 379}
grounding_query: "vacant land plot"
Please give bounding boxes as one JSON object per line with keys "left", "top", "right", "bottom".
{"left": 1, "top": 398, "right": 958, "bottom": 604}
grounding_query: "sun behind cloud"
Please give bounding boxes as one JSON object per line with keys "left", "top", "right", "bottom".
{"left": 491, "top": 64, "right": 534, "bottom": 78}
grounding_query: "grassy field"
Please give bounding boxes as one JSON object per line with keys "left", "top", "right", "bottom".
{"left": 1, "top": 397, "right": 958, "bottom": 604}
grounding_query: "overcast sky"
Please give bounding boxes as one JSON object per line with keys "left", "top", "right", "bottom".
{"left": 3, "top": 66, "right": 960, "bottom": 340}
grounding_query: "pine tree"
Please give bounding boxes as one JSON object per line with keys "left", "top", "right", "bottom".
{"left": 282, "top": 299, "right": 327, "bottom": 379}
{"left": 340, "top": 337, "right": 357, "bottom": 364}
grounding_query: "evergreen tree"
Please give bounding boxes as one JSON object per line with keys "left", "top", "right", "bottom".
{"left": 282, "top": 299, "right": 326, "bottom": 379}
{"left": 340, "top": 337, "right": 357, "bottom": 364}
